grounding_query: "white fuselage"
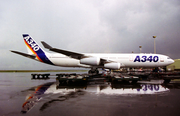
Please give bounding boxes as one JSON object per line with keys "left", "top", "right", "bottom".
{"left": 46, "top": 53, "right": 174, "bottom": 68}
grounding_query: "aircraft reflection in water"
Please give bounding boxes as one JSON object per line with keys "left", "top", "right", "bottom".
{"left": 20, "top": 81, "right": 175, "bottom": 113}
{"left": 100, "top": 83, "right": 168, "bottom": 95}
{"left": 21, "top": 82, "right": 54, "bottom": 113}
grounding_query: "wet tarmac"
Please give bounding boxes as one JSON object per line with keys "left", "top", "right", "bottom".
{"left": 1, "top": 72, "right": 180, "bottom": 116}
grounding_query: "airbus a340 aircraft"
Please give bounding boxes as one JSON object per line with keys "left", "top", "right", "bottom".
{"left": 11, "top": 34, "right": 174, "bottom": 74}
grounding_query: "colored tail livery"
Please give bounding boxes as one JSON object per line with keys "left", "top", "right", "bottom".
{"left": 11, "top": 34, "right": 174, "bottom": 74}
{"left": 23, "top": 34, "right": 53, "bottom": 65}
{"left": 11, "top": 34, "right": 53, "bottom": 65}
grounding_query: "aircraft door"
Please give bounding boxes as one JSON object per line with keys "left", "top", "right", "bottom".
{"left": 160, "top": 57, "right": 164, "bottom": 62}
{"left": 129, "top": 55, "right": 133, "bottom": 62}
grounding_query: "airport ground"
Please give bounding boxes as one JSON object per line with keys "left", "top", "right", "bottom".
{"left": 0, "top": 72, "right": 180, "bottom": 116}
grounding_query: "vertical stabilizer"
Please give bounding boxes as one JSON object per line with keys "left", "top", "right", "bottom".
{"left": 23, "top": 34, "right": 44, "bottom": 54}
{"left": 23, "top": 34, "right": 53, "bottom": 65}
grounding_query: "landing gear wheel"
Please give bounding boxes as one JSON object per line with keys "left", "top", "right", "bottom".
{"left": 95, "top": 70, "right": 99, "bottom": 75}
{"left": 88, "top": 69, "right": 99, "bottom": 75}
{"left": 88, "top": 70, "right": 92, "bottom": 74}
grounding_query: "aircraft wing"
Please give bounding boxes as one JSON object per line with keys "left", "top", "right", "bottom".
{"left": 11, "top": 50, "right": 36, "bottom": 59}
{"left": 41, "top": 41, "right": 88, "bottom": 59}
{"left": 50, "top": 48, "right": 87, "bottom": 59}
{"left": 41, "top": 41, "right": 115, "bottom": 66}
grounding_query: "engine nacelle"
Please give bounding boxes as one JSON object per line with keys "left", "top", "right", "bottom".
{"left": 80, "top": 57, "right": 100, "bottom": 66}
{"left": 104, "top": 62, "right": 121, "bottom": 70}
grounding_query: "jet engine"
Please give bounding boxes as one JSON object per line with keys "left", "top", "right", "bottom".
{"left": 80, "top": 57, "right": 100, "bottom": 66}
{"left": 104, "top": 62, "right": 121, "bottom": 70}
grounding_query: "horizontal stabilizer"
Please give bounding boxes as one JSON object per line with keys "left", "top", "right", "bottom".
{"left": 10, "top": 50, "right": 36, "bottom": 59}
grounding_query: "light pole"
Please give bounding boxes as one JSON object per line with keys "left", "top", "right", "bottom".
{"left": 153, "top": 36, "right": 156, "bottom": 54}
{"left": 139, "top": 46, "right": 142, "bottom": 53}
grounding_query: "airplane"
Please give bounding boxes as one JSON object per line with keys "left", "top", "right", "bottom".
{"left": 11, "top": 34, "right": 174, "bottom": 74}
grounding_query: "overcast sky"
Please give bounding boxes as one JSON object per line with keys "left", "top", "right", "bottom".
{"left": 0, "top": 0, "right": 180, "bottom": 70}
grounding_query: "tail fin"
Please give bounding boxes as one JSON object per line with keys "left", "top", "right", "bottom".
{"left": 23, "top": 34, "right": 53, "bottom": 65}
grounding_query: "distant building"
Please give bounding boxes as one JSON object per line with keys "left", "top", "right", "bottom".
{"left": 167, "top": 59, "right": 180, "bottom": 71}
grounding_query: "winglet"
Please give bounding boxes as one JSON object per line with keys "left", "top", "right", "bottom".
{"left": 41, "top": 41, "right": 53, "bottom": 49}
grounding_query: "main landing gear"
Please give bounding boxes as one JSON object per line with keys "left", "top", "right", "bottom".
{"left": 88, "top": 68, "right": 99, "bottom": 75}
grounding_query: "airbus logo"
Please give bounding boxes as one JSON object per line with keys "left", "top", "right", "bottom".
{"left": 24, "top": 36, "right": 40, "bottom": 51}
{"left": 134, "top": 56, "right": 159, "bottom": 62}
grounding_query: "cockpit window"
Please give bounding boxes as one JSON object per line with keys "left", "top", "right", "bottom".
{"left": 167, "top": 57, "right": 171, "bottom": 59}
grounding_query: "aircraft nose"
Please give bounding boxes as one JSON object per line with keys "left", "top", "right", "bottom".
{"left": 170, "top": 59, "right": 174, "bottom": 64}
